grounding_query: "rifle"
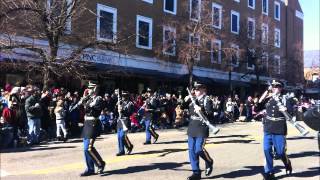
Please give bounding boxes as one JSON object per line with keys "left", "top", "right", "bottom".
{"left": 115, "top": 89, "right": 128, "bottom": 131}
{"left": 267, "top": 82, "right": 309, "bottom": 136}
{"left": 186, "top": 88, "right": 220, "bottom": 135}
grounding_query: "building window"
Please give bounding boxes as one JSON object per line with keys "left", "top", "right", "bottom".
{"left": 274, "top": 28, "right": 281, "bottom": 48}
{"left": 261, "top": 23, "right": 268, "bottom": 44}
{"left": 164, "top": 0, "right": 177, "bottom": 15}
{"left": 274, "top": 55, "right": 280, "bottom": 74}
{"left": 262, "top": 0, "right": 268, "bottom": 15}
{"left": 274, "top": 1, "right": 280, "bottom": 21}
{"left": 97, "top": 4, "right": 117, "bottom": 42}
{"left": 136, "top": 15, "right": 153, "bottom": 50}
{"left": 163, "top": 26, "right": 176, "bottom": 56}
{"left": 190, "top": 0, "right": 201, "bottom": 21}
{"left": 247, "top": 17, "right": 255, "bottom": 39}
{"left": 247, "top": 49, "right": 255, "bottom": 69}
{"left": 231, "top": 44, "right": 239, "bottom": 66}
{"left": 231, "top": 10, "right": 240, "bottom": 34}
{"left": 211, "top": 39, "right": 221, "bottom": 63}
{"left": 248, "top": 0, "right": 255, "bottom": 9}
{"left": 234, "top": 0, "right": 240, "bottom": 2}
{"left": 189, "top": 33, "right": 201, "bottom": 61}
{"left": 212, "top": 3, "right": 222, "bottom": 29}
{"left": 142, "top": 0, "right": 153, "bottom": 4}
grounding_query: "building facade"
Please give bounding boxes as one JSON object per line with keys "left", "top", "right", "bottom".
{"left": 0, "top": 0, "right": 304, "bottom": 95}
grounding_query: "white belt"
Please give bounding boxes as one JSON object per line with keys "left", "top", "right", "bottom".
{"left": 266, "top": 116, "right": 285, "bottom": 121}
{"left": 84, "top": 116, "right": 97, "bottom": 121}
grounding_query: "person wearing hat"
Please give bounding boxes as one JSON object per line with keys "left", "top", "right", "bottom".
{"left": 184, "top": 82, "right": 214, "bottom": 180}
{"left": 115, "top": 90, "right": 134, "bottom": 156}
{"left": 258, "top": 79, "right": 292, "bottom": 180}
{"left": 140, "top": 88, "right": 159, "bottom": 145}
{"left": 77, "top": 81, "right": 106, "bottom": 176}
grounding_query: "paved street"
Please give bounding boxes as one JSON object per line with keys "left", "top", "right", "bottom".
{"left": 0, "top": 122, "right": 319, "bottom": 180}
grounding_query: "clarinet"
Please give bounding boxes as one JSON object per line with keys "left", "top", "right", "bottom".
{"left": 187, "top": 88, "right": 220, "bottom": 135}
{"left": 272, "top": 94, "right": 309, "bottom": 136}
{"left": 116, "top": 89, "right": 128, "bottom": 131}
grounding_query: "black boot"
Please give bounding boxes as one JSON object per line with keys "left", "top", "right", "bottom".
{"left": 80, "top": 171, "right": 95, "bottom": 177}
{"left": 263, "top": 173, "right": 276, "bottom": 180}
{"left": 116, "top": 152, "right": 125, "bottom": 156}
{"left": 285, "top": 159, "right": 292, "bottom": 175}
{"left": 205, "top": 160, "right": 214, "bottom": 176}
{"left": 127, "top": 145, "right": 134, "bottom": 155}
{"left": 97, "top": 161, "right": 106, "bottom": 174}
{"left": 153, "top": 135, "right": 159, "bottom": 144}
{"left": 187, "top": 173, "right": 201, "bottom": 180}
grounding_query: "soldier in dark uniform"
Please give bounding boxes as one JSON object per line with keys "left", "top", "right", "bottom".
{"left": 79, "top": 82, "right": 105, "bottom": 177}
{"left": 258, "top": 80, "right": 292, "bottom": 180}
{"left": 116, "top": 91, "right": 134, "bottom": 156}
{"left": 140, "top": 88, "right": 159, "bottom": 145}
{"left": 185, "top": 82, "right": 214, "bottom": 180}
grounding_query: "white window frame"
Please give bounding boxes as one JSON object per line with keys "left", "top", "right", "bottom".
{"left": 274, "top": 1, "right": 281, "bottom": 21}
{"left": 274, "top": 28, "right": 281, "bottom": 48}
{"left": 211, "top": 39, "right": 222, "bottom": 64}
{"left": 261, "top": 23, "right": 269, "bottom": 44}
{"left": 274, "top": 55, "right": 280, "bottom": 74}
{"left": 163, "top": 26, "right": 176, "bottom": 56}
{"left": 142, "top": 0, "right": 153, "bottom": 4}
{"left": 247, "top": 17, "right": 255, "bottom": 39}
{"left": 248, "top": 0, "right": 255, "bottom": 9}
{"left": 231, "top": 10, "right": 240, "bottom": 34}
{"left": 231, "top": 44, "right": 240, "bottom": 66}
{"left": 189, "top": 0, "right": 201, "bottom": 22}
{"left": 189, "top": 33, "right": 201, "bottom": 61}
{"left": 247, "top": 49, "right": 255, "bottom": 70}
{"left": 136, "top": 15, "right": 153, "bottom": 50}
{"left": 97, "top": 4, "right": 117, "bottom": 43}
{"left": 164, "top": 0, "right": 177, "bottom": 15}
{"left": 212, "top": 3, "right": 222, "bottom": 29}
{"left": 262, "top": 0, "right": 269, "bottom": 15}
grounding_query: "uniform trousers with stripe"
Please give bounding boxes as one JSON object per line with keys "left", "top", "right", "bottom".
{"left": 188, "top": 136, "right": 213, "bottom": 175}
{"left": 83, "top": 138, "right": 104, "bottom": 173}
{"left": 117, "top": 128, "right": 133, "bottom": 153}
{"left": 263, "top": 132, "right": 290, "bottom": 173}
{"left": 145, "top": 119, "right": 158, "bottom": 143}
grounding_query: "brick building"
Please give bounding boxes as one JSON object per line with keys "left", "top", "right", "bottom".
{"left": 0, "top": 0, "right": 304, "bottom": 96}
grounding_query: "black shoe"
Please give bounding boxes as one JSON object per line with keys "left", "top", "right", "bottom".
{"left": 205, "top": 161, "right": 214, "bottom": 176}
{"left": 187, "top": 173, "right": 201, "bottom": 180}
{"left": 285, "top": 160, "right": 292, "bottom": 175}
{"left": 153, "top": 135, "right": 159, "bottom": 144}
{"left": 116, "top": 152, "right": 125, "bottom": 156}
{"left": 97, "top": 161, "right": 105, "bottom": 174}
{"left": 143, "top": 141, "right": 151, "bottom": 145}
{"left": 80, "top": 171, "right": 95, "bottom": 177}
{"left": 127, "top": 145, "right": 134, "bottom": 155}
{"left": 263, "top": 173, "right": 276, "bottom": 180}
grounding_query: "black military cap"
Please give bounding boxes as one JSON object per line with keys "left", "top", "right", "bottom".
{"left": 271, "top": 79, "right": 284, "bottom": 87}
{"left": 193, "top": 81, "right": 206, "bottom": 90}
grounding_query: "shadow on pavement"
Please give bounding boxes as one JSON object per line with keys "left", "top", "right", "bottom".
{"left": 155, "top": 140, "right": 188, "bottom": 145}
{"left": 288, "top": 151, "right": 320, "bottom": 159}
{"left": 287, "top": 136, "right": 316, "bottom": 140}
{"left": 209, "top": 135, "right": 249, "bottom": 139}
{"left": 131, "top": 148, "right": 188, "bottom": 157}
{"left": 101, "top": 162, "right": 189, "bottom": 176}
{"left": 203, "top": 166, "right": 265, "bottom": 179}
{"left": 207, "top": 139, "right": 257, "bottom": 145}
{"left": 0, "top": 145, "right": 77, "bottom": 153}
{"left": 277, "top": 167, "right": 320, "bottom": 179}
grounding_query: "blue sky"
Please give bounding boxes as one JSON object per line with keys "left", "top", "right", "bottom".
{"left": 299, "top": 0, "right": 320, "bottom": 51}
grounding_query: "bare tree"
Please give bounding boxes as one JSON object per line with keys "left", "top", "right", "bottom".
{"left": 0, "top": 0, "right": 133, "bottom": 89}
